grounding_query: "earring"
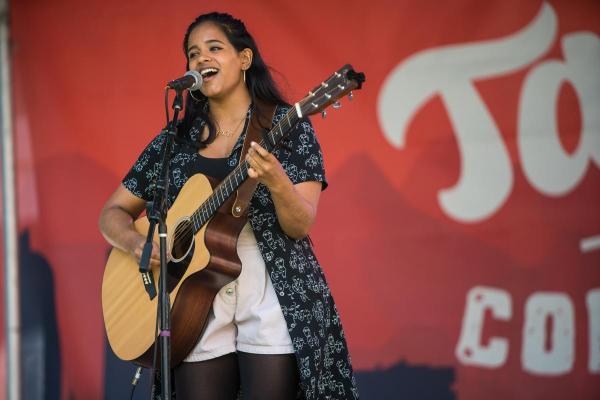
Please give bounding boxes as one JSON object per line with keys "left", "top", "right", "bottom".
{"left": 243, "top": 69, "right": 246, "bottom": 83}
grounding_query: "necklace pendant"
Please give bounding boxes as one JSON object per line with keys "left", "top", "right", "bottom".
{"left": 214, "top": 111, "right": 248, "bottom": 138}
{"left": 217, "top": 129, "right": 232, "bottom": 137}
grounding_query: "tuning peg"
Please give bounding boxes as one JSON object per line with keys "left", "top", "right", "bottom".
{"left": 348, "top": 91, "right": 353, "bottom": 101}
{"left": 332, "top": 101, "right": 342, "bottom": 109}
{"left": 321, "top": 110, "right": 327, "bottom": 119}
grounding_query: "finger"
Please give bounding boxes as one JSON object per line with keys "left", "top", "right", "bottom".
{"left": 246, "top": 154, "right": 263, "bottom": 174}
{"left": 248, "top": 166, "right": 258, "bottom": 179}
{"left": 247, "top": 147, "right": 262, "bottom": 161}
{"left": 149, "top": 257, "right": 161, "bottom": 267}
{"left": 150, "top": 244, "right": 164, "bottom": 267}
{"left": 250, "top": 141, "right": 269, "bottom": 158}
{"left": 134, "top": 246, "right": 161, "bottom": 267}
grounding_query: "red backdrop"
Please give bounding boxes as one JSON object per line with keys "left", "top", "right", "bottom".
{"left": 1, "top": 0, "right": 599, "bottom": 399}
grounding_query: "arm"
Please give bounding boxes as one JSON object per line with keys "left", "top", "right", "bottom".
{"left": 98, "top": 184, "right": 161, "bottom": 266}
{"left": 246, "top": 141, "right": 321, "bottom": 239}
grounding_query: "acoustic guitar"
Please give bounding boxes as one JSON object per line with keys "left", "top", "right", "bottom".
{"left": 101, "top": 64, "right": 365, "bottom": 367}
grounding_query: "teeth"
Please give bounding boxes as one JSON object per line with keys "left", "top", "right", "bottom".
{"left": 200, "top": 68, "right": 218, "bottom": 76}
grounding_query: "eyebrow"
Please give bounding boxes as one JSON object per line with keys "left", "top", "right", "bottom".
{"left": 187, "top": 39, "right": 225, "bottom": 53}
{"left": 205, "top": 39, "right": 225, "bottom": 45}
{"left": 189, "top": 39, "right": 225, "bottom": 49}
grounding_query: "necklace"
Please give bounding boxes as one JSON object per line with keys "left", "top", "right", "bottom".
{"left": 215, "top": 114, "right": 247, "bottom": 138}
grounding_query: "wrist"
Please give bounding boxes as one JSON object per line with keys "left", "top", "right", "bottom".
{"left": 267, "top": 173, "right": 293, "bottom": 195}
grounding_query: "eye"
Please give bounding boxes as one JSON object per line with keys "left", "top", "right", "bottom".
{"left": 188, "top": 51, "right": 199, "bottom": 59}
{"left": 209, "top": 46, "right": 222, "bottom": 52}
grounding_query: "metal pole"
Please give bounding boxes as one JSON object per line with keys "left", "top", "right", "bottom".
{"left": 0, "top": 0, "right": 21, "bottom": 398}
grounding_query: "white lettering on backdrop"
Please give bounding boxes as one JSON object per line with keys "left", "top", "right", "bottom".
{"left": 587, "top": 289, "right": 600, "bottom": 373}
{"left": 522, "top": 293, "right": 574, "bottom": 375}
{"left": 378, "top": 2, "right": 600, "bottom": 223}
{"left": 455, "top": 286, "right": 511, "bottom": 368}
{"left": 456, "top": 286, "right": 599, "bottom": 375}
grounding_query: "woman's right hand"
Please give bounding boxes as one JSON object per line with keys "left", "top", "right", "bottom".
{"left": 128, "top": 233, "right": 161, "bottom": 268}
{"left": 99, "top": 184, "right": 162, "bottom": 268}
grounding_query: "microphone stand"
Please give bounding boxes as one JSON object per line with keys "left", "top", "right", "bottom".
{"left": 139, "top": 88, "right": 184, "bottom": 400}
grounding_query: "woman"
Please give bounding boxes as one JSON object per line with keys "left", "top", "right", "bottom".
{"left": 99, "top": 11, "right": 358, "bottom": 400}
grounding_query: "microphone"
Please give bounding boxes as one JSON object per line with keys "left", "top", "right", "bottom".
{"left": 166, "top": 70, "right": 202, "bottom": 91}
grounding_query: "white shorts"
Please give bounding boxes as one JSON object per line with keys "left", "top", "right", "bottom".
{"left": 184, "top": 223, "right": 294, "bottom": 362}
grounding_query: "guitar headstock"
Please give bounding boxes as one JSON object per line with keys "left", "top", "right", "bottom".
{"left": 296, "top": 64, "right": 365, "bottom": 118}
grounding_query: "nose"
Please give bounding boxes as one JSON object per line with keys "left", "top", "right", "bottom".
{"left": 199, "top": 53, "right": 211, "bottom": 63}
{"left": 189, "top": 53, "right": 211, "bottom": 69}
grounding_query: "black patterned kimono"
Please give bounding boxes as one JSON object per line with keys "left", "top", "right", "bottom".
{"left": 123, "top": 105, "right": 359, "bottom": 400}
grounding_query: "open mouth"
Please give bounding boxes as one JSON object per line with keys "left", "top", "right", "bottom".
{"left": 200, "top": 68, "right": 219, "bottom": 81}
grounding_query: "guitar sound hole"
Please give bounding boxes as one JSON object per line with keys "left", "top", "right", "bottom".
{"left": 167, "top": 219, "right": 195, "bottom": 292}
{"left": 171, "top": 219, "right": 194, "bottom": 261}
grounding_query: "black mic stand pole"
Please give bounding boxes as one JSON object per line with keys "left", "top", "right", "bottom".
{"left": 139, "top": 88, "right": 185, "bottom": 400}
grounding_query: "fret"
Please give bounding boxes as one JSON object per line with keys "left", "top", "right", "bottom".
{"left": 285, "top": 112, "right": 291, "bottom": 131}
{"left": 222, "top": 179, "right": 228, "bottom": 194}
{"left": 279, "top": 123, "right": 284, "bottom": 141}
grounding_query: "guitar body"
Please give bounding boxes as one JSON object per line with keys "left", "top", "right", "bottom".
{"left": 101, "top": 173, "right": 246, "bottom": 367}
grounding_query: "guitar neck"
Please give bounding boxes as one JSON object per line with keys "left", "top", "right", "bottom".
{"left": 190, "top": 107, "right": 301, "bottom": 233}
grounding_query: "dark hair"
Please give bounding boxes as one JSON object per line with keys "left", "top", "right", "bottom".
{"left": 179, "top": 12, "right": 287, "bottom": 148}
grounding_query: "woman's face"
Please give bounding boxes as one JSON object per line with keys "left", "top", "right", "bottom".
{"left": 186, "top": 22, "right": 250, "bottom": 100}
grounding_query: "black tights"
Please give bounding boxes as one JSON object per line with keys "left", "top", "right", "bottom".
{"left": 174, "top": 352, "right": 299, "bottom": 400}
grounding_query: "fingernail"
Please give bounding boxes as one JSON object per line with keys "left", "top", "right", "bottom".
{"left": 251, "top": 141, "right": 256, "bottom": 147}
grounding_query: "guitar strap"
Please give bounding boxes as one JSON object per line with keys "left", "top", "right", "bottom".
{"left": 231, "top": 101, "right": 277, "bottom": 218}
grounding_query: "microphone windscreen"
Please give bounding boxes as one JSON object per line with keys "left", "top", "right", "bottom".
{"left": 185, "top": 70, "right": 203, "bottom": 91}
